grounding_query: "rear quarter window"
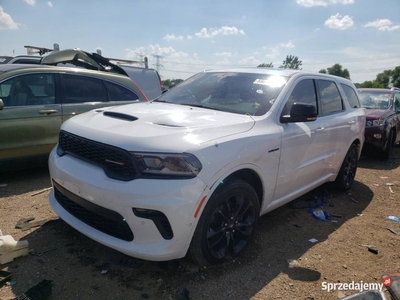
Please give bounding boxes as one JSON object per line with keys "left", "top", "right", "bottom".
{"left": 341, "top": 83, "right": 361, "bottom": 108}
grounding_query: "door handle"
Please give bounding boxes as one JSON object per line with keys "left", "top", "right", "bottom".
{"left": 316, "top": 127, "right": 325, "bottom": 132}
{"left": 348, "top": 120, "right": 356, "bottom": 125}
{"left": 39, "top": 109, "right": 58, "bottom": 115}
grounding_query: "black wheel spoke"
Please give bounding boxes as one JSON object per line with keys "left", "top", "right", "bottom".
{"left": 208, "top": 231, "right": 226, "bottom": 248}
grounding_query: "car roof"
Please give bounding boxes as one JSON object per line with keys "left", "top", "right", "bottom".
{"left": 202, "top": 67, "right": 354, "bottom": 82}
{"left": 357, "top": 88, "right": 392, "bottom": 93}
{"left": 0, "top": 63, "right": 124, "bottom": 77}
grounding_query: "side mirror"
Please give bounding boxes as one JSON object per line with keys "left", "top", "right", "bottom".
{"left": 280, "top": 102, "right": 317, "bottom": 123}
{"left": 0, "top": 99, "right": 4, "bottom": 110}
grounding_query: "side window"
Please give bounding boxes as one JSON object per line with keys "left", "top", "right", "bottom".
{"left": 283, "top": 79, "right": 317, "bottom": 116}
{"left": 0, "top": 74, "right": 55, "bottom": 107}
{"left": 104, "top": 81, "right": 139, "bottom": 101}
{"left": 63, "top": 75, "right": 107, "bottom": 104}
{"left": 341, "top": 84, "right": 360, "bottom": 108}
{"left": 318, "top": 80, "right": 343, "bottom": 116}
{"left": 395, "top": 93, "right": 400, "bottom": 111}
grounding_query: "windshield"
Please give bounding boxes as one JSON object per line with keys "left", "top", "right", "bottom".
{"left": 156, "top": 72, "right": 287, "bottom": 116}
{"left": 358, "top": 91, "right": 391, "bottom": 110}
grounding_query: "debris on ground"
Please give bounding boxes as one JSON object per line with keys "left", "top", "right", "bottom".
{"left": 387, "top": 228, "right": 400, "bottom": 236}
{"left": 29, "top": 246, "right": 59, "bottom": 257}
{"left": 0, "top": 233, "right": 29, "bottom": 264}
{"left": 386, "top": 216, "right": 399, "bottom": 222}
{"left": 308, "top": 238, "right": 318, "bottom": 243}
{"left": 383, "top": 273, "right": 400, "bottom": 300}
{"left": 30, "top": 187, "right": 52, "bottom": 197}
{"left": 0, "top": 183, "right": 7, "bottom": 188}
{"left": 339, "top": 290, "right": 386, "bottom": 299}
{"left": 367, "top": 247, "right": 378, "bottom": 255}
{"left": 174, "top": 286, "right": 190, "bottom": 300}
{"left": 15, "top": 217, "right": 58, "bottom": 231}
{"left": 310, "top": 208, "right": 332, "bottom": 221}
{"left": 291, "top": 190, "right": 330, "bottom": 209}
{"left": 0, "top": 271, "right": 11, "bottom": 288}
{"left": 13, "top": 279, "right": 53, "bottom": 300}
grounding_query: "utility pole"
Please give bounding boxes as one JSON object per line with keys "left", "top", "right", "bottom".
{"left": 152, "top": 54, "right": 164, "bottom": 72}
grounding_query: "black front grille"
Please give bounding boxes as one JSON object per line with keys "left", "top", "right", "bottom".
{"left": 58, "top": 130, "right": 137, "bottom": 181}
{"left": 53, "top": 180, "right": 134, "bottom": 241}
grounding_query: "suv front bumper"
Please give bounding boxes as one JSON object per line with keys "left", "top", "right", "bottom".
{"left": 48, "top": 148, "right": 207, "bottom": 261}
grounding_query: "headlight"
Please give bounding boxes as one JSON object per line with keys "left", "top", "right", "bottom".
{"left": 132, "top": 152, "right": 202, "bottom": 178}
{"left": 366, "top": 119, "right": 384, "bottom": 127}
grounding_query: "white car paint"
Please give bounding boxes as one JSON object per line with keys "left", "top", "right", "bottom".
{"left": 48, "top": 68, "right": 365, "bottom": 262}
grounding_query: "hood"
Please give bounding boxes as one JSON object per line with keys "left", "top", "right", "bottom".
{"left": 364, "top": 108, "right": 393, "bottom": 119}
{"left": 61, "top": 102, "right": 256, "bottom": 152}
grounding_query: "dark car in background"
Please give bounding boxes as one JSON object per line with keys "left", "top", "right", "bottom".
{"left": 0, "top": 64, "right": 147, "bottom": 170}
{"left": 358, "top": 87, "right": 400, "bottom": 159}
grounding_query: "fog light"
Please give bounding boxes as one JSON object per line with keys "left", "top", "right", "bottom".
{"left": 373, "top": 134, "right": 382, "bottom": 139}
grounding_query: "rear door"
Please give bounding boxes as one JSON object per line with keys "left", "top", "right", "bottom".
{"left": 0, "top": 73, "right": 62, "bottom": 160}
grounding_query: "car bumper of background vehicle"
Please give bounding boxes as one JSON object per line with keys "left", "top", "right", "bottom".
{"left": 48, "top": 148, "right": 207, "bottom": 261}
{"left": 364, "top": 127, "right": 386, "bottom": 149}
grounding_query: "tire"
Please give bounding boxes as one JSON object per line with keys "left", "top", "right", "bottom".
{"left": 189, "top": 179, "right": 260, "bottom": 266}
{"left": 380, "top": 130, "right": 394, "bottom": 160}
{"left": 335, "top": 143, "right": 358, "bottom": 191}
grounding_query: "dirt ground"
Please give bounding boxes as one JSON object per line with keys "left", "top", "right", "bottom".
{"left": 0, "top": 147, "right": 399, "bottom": 300}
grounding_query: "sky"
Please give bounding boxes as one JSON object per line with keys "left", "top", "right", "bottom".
{"left": 0, "top": 0, "right": 399, "bottom": 84}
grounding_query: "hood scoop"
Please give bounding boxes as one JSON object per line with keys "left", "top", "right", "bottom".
{"left": 103, "top": 111, "right": 138, "bottom": 121}
{"left": 153, "top": 123, "right": 185, "bottom": 128}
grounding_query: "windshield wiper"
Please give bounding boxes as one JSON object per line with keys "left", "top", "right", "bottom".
{"left": 179, "top": 103, "right": 226, "bottom": 112}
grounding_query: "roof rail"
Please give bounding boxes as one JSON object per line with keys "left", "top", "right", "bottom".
{"left": 391, "top": 87, "right": 400, "bottom": 91}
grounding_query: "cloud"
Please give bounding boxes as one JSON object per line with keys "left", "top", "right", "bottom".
{"left": 265, "top": 48, "right": 280, "bottom": 59}
{"left": 23, "top": 0, "right": 36, "bottom": 5}
{"left": 296, "top": 0, "right": 354, "bottom": 7}
{"left": 280, "top": 41, "right": 295, "bottom": 49}
{"left": 314, "top": 27, "right": 320, "bottom": 32}
{"left": 163, "top": 34, "right": 184, "bottom": 41}
{"left": 216, "top": 60, "right": 232, "bottom": 66}
{"left": 195, "top": 26, "right": 245, "bottom": 38}
{"left": 0, "top": 6, "right": 19, "bottom": 30}
{"left": 47, "top": 1, "right": 53, "bottom": 7}
{"left": 187, "top": 35, "right": 193, "bottom": 40}
{"left": 324, "top": 13, "right": 354, "bottom": 30}
{"left": 239, "top": 56, "right": 261, "bottom": 66}
{"left": 214, "top": 51, "right": 233, "bottom": 57}
{"left": 363, "top": 19, "right": 400, "bottom": 31}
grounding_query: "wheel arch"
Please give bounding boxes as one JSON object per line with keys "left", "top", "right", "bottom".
{"left": 216, "top": 168, "right": 264, "bottom": 208}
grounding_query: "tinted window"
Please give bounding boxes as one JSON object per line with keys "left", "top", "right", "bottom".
{"left": 0, "top": 74, "right": 55, "bottom": 107}
{"left": 121, "top": 67, "right": 162, "bottom": 100}
{"left": 158, "top": 72, "right": 288, "bottom": 116}
{"left": 63, "top": 75, "right": 107, "bottom": 104}
{"left": 318, "top": 80, "right": 343, "bottom": 115}
{"left": 104, "top": 81, "right": 139, "bottom": 101}
{"left": 341, "top": 84, "right": 360, "bottom": 108}
{"left": 395, "top": 93, "right": 400, "bottom": 111}
{"left": 283, "top": 79, "right": 317, "bottom": 116}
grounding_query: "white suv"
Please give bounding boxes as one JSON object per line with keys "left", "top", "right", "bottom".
{"left": 48, "top": 68, "right": 365, "bottom": 265}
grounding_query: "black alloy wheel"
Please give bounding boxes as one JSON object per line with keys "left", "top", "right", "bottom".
{"left": 336, "top": 143, "right": 358, "bottom": 191}
{"left": 189, "top": 179, "right": 260, "bottom": 266}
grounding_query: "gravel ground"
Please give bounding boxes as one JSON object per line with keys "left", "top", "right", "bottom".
{"left": 0, "top": 147, "right": 399, "bottom": 300}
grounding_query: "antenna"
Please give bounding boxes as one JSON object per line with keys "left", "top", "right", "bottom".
{"left": 152, "top": 54, "right": 164, "bottom": 72}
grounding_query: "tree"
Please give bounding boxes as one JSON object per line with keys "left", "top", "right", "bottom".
{"left": 320, "top": 63, "right": 350, "bottom": 79}
{"left": 359, "top": 80, "right": 385, "bottom": 88}
{"left": 258, "top": 62, "right": 274, "bottom": 68}
{"left": 279, "top": 55, "right": 302, "bottom": 70}
{"left": 391, "top": 66, "right": 400, "bottom": 88}
{"left": 375, "top": 69, "right": 392, "bottom": 88}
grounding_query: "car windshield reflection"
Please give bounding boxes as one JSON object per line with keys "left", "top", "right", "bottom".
{"left": 156, "top": 72, "right": 288, "bottom": 116}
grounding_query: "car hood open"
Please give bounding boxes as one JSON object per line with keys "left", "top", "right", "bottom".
{"left": 61, "top": 102, "right": 256, "bottom": 152}
{"left": 41, "top": 49, "right": 128, "bottom": 76}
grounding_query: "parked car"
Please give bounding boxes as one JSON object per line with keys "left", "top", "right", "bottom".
{"left": 48, "top": 68, "right": 365, "bottom": 265}
{"left": 357, "top": 87, "right": 400, "bottom": 160}
{"left": 0, "top": 55, "right": 42, "bottom": 65}
{"left": 41, "top": 49, "right": 163, "bottom": 100}
{"left": 0, "top": 64, "right": 147, "bottom": 170}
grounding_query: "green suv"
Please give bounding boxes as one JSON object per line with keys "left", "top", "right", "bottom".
{"left": 0, "top": 64, "right": 147, "bottom": 170}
